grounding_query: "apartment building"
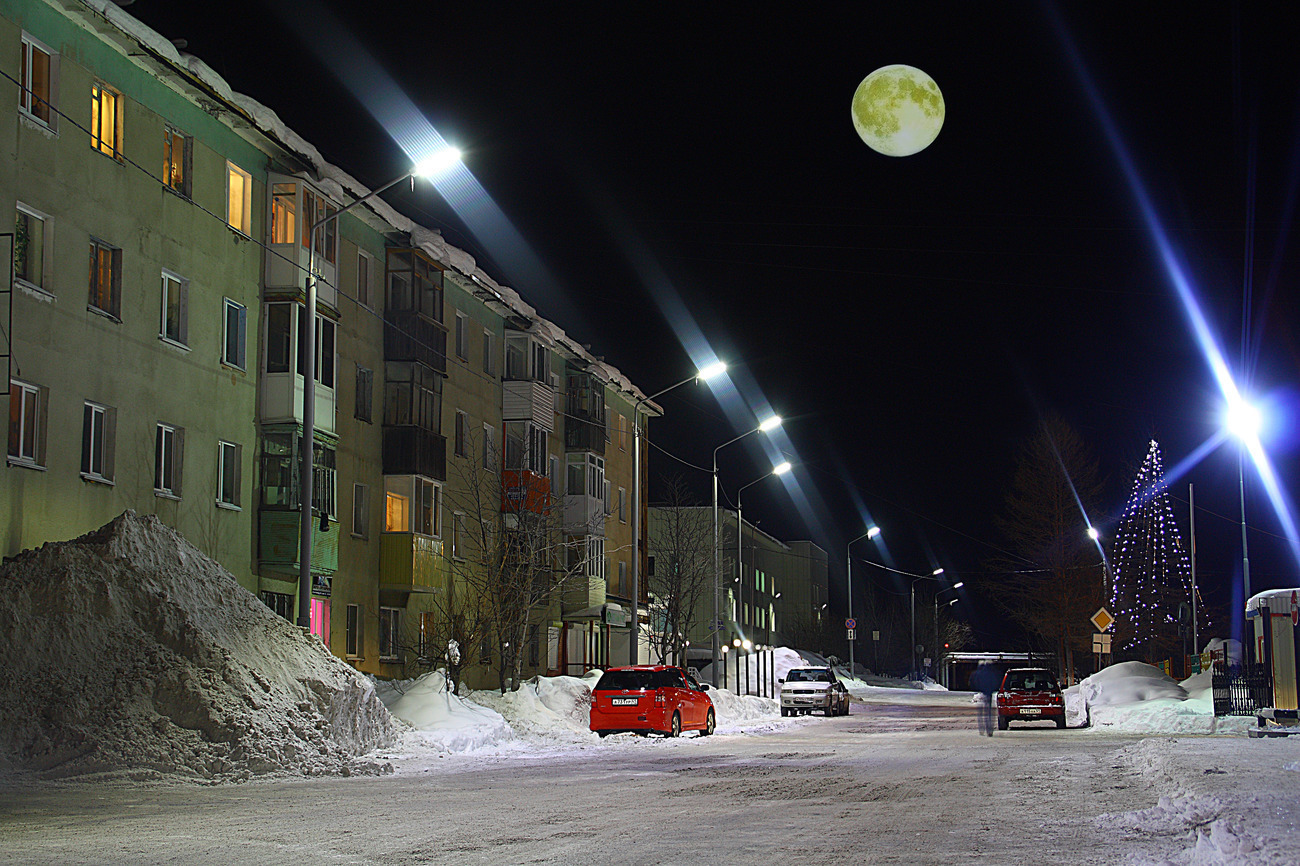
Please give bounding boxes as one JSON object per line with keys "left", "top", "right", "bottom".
{"left": 1, "top": 0, "right": 654, "bottom": 690}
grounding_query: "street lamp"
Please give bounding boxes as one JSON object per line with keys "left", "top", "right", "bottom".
{"left": 629, "top": 361, "right": 728, "bottom": 665}
{"left": 1225, "top": 396, "right": 1261, "bottom": 606}
{"left": 711, "top": 415, "right": 783, "bottom": 685}
{"left": 737, "top": 461, "right": 792, "bottom": 654}
{"left": 909, "top": 568, "right": 944, "bottom": 679}
{"left": 298, "top": 148, "right": 461, "bottom": 630}
{"left": 934, "top": 582, "right": 963, "bottom": 679}
{"left": 846, "top": 525, "right": 881, "bottom": 675}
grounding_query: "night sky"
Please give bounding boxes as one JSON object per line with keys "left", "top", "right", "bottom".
{"left": 134, "top": 2, "right": 1300, "bottom": 647}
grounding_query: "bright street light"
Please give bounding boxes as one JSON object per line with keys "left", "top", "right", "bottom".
{"left": 696, "top": 360, "right": 728, "bottom": 381}
{"left": 772, "top": 461, "right": 792, "bottom": 476}
{"left": 1225, "top": 395, "right": 1262, "bottom": 605}
{"left": 1087, "top": 527, "right": 1100, "bottom": 540}
{"left": 758, "top": 415, "right": 783, "bottom": 433}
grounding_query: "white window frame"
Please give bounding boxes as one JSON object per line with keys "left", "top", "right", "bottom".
{"left": 90, "top": 80, "right": 123, "bottom": 161}
{"left": 14, "top": 203, "right": 51, "bottom": 295}
{"left": 7, "top": 380, "right": 47, "bottom": 468}
{"left": 154, "top": 422, "right": 184, "bottom": 498}
{"left": 585, "top": 536, "right": 606, "bottom": 579}
{"left": 19, "top": 33, "right": 57, "bottom": 130}
{"left": 482, "top": 424, "right": 494, "bottom": 471}
{"left": 352, "top": 482, "right": 369, "bottom": 539}
{"left": 346, "top": 604, "right": 363, "bottom": 658}
{"left": 81, "top": 400, "right": 115, "bottom": 483}
{"left": 217, "top": 440, "right": 241, "bottom": 509}
{"left": 378, "top": 607, "right": 401, "bottom": 661}
{"left": 356, "top": 250, "right": 373, "bottom": 308}
{"left": 482, "top": 330, "right": 494, "bottom": 375}
{"left": 354, "top": 364, "right": 373, "bottom": 423}
{"left": 222, "top": 299, "right": 247, "bottom": 370}
{"left": 455, "top": 311, "right": 468, "bottom": 360}
{"left": 160, "top": 269, "right": 189, "bottom": 348}
{"left": 226, "top": 161, "right": 252, "bottom": 235}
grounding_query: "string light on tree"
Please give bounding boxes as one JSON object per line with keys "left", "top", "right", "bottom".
{"left": 1108, "top": 440, "right": 1196, "bottom": 659}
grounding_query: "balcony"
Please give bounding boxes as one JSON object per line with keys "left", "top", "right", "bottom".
{"left": 564, "top": 493, "right": 606, "bottom": 533}
{"left": 502, "top": 469, "right": 551, "bottom": 514}
{"left": 385, "top": 311, "right": 447, "bottom": 375}
{"left": 564, "top": 417, "right": 605, "bottom": 454}
{"left": 259, "top": 510, "right": 338, "bottom": 574}
{"left": 382, "top": 426, "right": 447, "bottom": 481}
{"left": 503, "top": 378, "right": 554, "bottom": 431}
{"left": 380, "top": 532, "right": 445, "bottom": 595}
{"left": 563, "top": 575, "right": 607, "bottom": 616}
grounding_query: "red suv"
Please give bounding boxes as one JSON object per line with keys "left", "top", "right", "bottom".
{"left": 590, "top": 666, "right": 716, "bottom": 738}
{"left": 996, "top": 667, "right": 1066, "bottom": 730}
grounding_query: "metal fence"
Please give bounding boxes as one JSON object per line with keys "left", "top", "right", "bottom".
{"left": 1212, "top": 658, "right": 1273, "bottom": 717}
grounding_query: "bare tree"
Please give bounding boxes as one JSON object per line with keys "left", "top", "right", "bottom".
{"left": 646, "top": 477, "right": 715, "bottom": 666}
{"left": 985, "top": 416, "right": 1106, "bottom": 683}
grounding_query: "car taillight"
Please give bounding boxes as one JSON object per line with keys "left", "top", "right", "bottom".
{"left": 654, "top": 689, "right": 666, "bottom": 706}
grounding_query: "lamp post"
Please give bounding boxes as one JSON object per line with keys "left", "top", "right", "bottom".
{"left": 629, "top": 361, "right": 727, "bottom": 665}
{"left": 737, "top": 461, "right": 792, "bottom": 658}
{"left": 846, "top": 525, "right": 881, "bottom": 676}
{"left": 711, "top": 415, "right": 783, "bottom": 685}
{"left": 297, "top": 148, "right": 460, "bottom": 630}
{"left": 934, "top": 583, "right": 963, "bottom": 680}
{"left": 909, "top": 568, "right": 945, "bottom": 679}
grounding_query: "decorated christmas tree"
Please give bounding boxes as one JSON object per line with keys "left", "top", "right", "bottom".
{"left": 1108, "top": 440, "right": 1195, "bottom": 660}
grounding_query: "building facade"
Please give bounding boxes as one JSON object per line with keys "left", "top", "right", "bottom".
{"left": 2, "top": 0, "right": 653, "bottom": 690}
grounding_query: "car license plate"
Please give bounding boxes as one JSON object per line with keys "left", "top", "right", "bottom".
{"left": 1021, "top": 708, "right": 1041, "bottom": 715}
{"left": 611, "top": 697, "right": 638, "bottom": 706}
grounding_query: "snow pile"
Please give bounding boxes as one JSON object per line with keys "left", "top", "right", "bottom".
{"left": 0, "top": 512, "right": 399, "bottom": 780}
{"left": 1069, "top": 661, "right": 1254, "bottom": 735}
{"left": 468, "top": 672, "right": 601, "bottom": 744}
{"left": 376, "top": 672, "right": 513, "bottom": 753}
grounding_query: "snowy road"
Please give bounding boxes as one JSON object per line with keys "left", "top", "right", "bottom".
{"left": 3, "top": 700, "right": 1298, "bottom": 864}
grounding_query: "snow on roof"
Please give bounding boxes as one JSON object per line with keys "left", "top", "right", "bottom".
{"left": 70, "top": 0, "right": 653, "bottom": 408}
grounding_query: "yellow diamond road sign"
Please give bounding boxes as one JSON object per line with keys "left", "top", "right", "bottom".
{"left": 1091, "top": 607, "right": 1114, "bottom": 632}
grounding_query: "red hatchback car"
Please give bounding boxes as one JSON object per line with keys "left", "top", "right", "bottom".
{"left": 996, "top": 667, "right": 1066, "bottom": 730}
{"left": 590, "top": 666, "right": 716, "bottom": 738}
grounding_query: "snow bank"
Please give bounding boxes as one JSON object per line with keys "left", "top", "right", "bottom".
{"left": 1066, "top": 661, "right": 1255, "bottom": 735}
{"left": 0, "top": 512, "right": 399, "bottom": 780}
{"left": 377, "top": 672, "right": 513, "bottom": 753}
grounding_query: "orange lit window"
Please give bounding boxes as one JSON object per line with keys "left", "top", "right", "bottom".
{"left": 91, "top": 82, "right": 121, "bottom": 159}
{"left": 385, "top": 492, "right": 410, "bottom": 532}
{"left": 271, "top": 183, "right": 296, "bottom": 244}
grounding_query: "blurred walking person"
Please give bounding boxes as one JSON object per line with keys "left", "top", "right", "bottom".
{"left": 971, "top": 661, "right": 998, "bottom": 736}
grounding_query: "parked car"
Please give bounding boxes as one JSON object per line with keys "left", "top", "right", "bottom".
{"left": 996, "top": 667, "right": 1066, "bottom": 730}
{"left": 590, "top": 665, "right": 716, "bottom": 738}
{"left": 779, "top": 666, "right": 851, "bottom": 717}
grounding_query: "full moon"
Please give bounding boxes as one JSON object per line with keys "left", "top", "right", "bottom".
{"left": 851, "top": 65, "right": 945, "bottom": 157}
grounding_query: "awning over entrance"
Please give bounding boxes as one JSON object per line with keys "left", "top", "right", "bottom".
{"left": 563, "top": 602, "right": 628, "bottom": 627}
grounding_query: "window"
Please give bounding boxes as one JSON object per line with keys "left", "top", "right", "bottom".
{"left": 81, "top": 401, "right": 115, "bottom": 482}
{"left": 384, "top": 476, "right": 439, "bottom": 536}
{"left": 617, "top": 561, "right": 628, "bottom": 596}
{"left": 454, "top": 410, "right": 467, "bottom": 457}
{"left": 355, "top": 365, "right": 373, "bottom": 422}
{"left": 7, "top": 380, "right": 47, "bottom": 467}
{"left": 223, "top": 299, "right": 247, "bottom": 370}
{"left": 90, "top": 82, "right": 122, "bottom": 159}
{"left": 226, "top": 162, "right": 252, "bottom": 234}
{"left": 383, "top": 360, "right": 441, "bottom": 431}
{"left": 313, "top": 445, "right": 337, "bottom": 520}
{"left": 160, "top": 270, "right": 188, "bottom": 346}
{"left": 19, "top": 34, "right": 56, "bottom": 128}
{"left": 585, "top": 536, "right": 606, "bottom": 579}
{"left": 455, "top": 312, "right": 468, "bottom": 360}
{"left": 265, "top": 303, "right": 291, "bottom": 374}
{"left": 154, "top": 422, "right": 184, "bottom": 497}
{"left": 379, "top": 607, "right": 401, "bottom": 660}
{"left": 482, "top": 424, "right": 494, "bottom": 470}
{"left": 452, "top": 512, "right": 466, "bottom": 560}
{"left": 619, "top": 415, "right": 626, "bottom": 451}
{"left": 504, "top": 422, "right": 547, "bottom": 474}
{"left": 345, "top": 604, "right": 363, "bottom": 658}
{"left": 217, "top": 441, "right": 241, "bottom": 508}
{"left": 299, "top": 314, "right": 336, "bottom": 389}
{"left": 261, "top": 591, "right": 293, "bottom": 621}
{"left": 352, "top": 483, "right": 369, "bottom": 538}
{"left": 357, "top": 251, "right": 372, "bottom": 308}
{"left": 301, "top": 188, "right": 337, "bottom": 264}
{"left": 88, "top": 238, "right": 121, "bottom": 318}
{"left": 482, "top": 330, "right": 494, "bottom": 375}
{"left": 270, "top": 182, "right": 296, "bottom": 244}
{"left": 528, "top": 624, "right": 540, "bottom": 668}
{"left": 14, "top": 205, "right": 49, "bottom": 292}
{"left": 416, "top": 478, "right": 439, "bottom": 537}
{"left": 163, "top": 125, "right": 191, "bottom": 197}
{"left": 618, "top": 487, "right": 626, "bottom": 523}
{"left": 587, "top": 454, "right": 605, "bottom": 499}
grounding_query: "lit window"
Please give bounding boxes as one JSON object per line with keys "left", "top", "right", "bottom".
{"left": 226, "top": 162, "right": 252, "bottom": 234}
{"left": 88, "top": 239, "right": 121, "bottom": 318}
{"left": 163, "top": 125, "right": 191, "bottom": 197}
{"left": 385, "top": 491, "right": 410, "bottom": 532}
{"left": 270, "top": 183, "right": 296, "bottom": 245}
{"left": 300, "top": 188, "right": 337, "bottom": 264}
{"left": 7, "top": 380, "right": 47, "bottom": 467}
{"left": 19, "top": 34, "right": 56, "bottom": 128}
{"left": 155, "top": 422, "right": 184, "bottom": 497}
{"left": 90, "top": 82, "right": 122, "bottom": 160}
{"left": 81, "top": 401, "right": 116, "bottom": 482}
{"left": 217, "top": 441, "right": 241, "bottom": 508}
{"left": 223, "top": 299, "right": 247, "bottom": 370}
{"left": 14, "top": 205, "right": 48, "bottom": 292}
{"left": 160, "top": 270, "right": 188, "bottom": 346}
